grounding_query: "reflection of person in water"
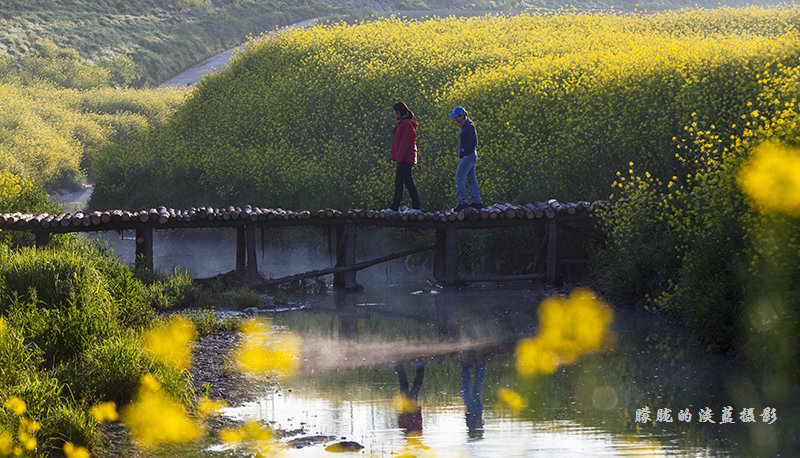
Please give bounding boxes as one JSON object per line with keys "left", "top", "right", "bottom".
{"left": 460, "top": 353, "right": 486, "bottom": 439}
{"left": 392, "top": 361, "right": 425, "bottom": 434}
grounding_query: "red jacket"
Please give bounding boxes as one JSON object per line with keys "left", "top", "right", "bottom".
{"left": 391, "top": 117, "right": 418, "bottom": 166}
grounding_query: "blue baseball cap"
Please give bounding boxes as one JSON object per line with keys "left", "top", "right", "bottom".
{"left": 448, "top": 106, "right": 467, "bottom": 117}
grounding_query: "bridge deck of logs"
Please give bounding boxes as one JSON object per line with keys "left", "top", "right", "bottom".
{"left": 0, "top": 200, "right": 606, "bottom": 287}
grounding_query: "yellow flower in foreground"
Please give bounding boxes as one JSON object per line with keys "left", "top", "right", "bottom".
{"left": 0, "top": 317, "right": 6, "bottom": 334}
{"left": 140, "top": 316, "right": 197, "bottom": 371}
{"left": 3, "top": 396, "right": 26, "bottom": 416}
{"left": 21, "top": 419, "right": 40, "bottom": 435}
{"left": 63, "top": 442, "right": 90, "bottom": 458}
{"left": 738, "top": 142, "right": 800, "bottom": 216}
{"left": 234, "top": 318, "right": 301, "bottom": 378}
{"left": 516, "top": 288, "right": 613, "bottom": 376}
{"left": 120, "top": 374, "right": 203, "bottom": 448}
{"left": 197, "top": 398, "right": 227, "bottom": 417}
{"left": 497, "top": 388, "right": 528, "bottom": 413}
{"left": 219, "top": 421, "right": 278, "bottom": 455}
{"left": 0, "top": 431, "right": 12, "bottom": 456}
{"left": 90, "top": 401, "right": 119, "bottom": 422}
{"left": 220, "top": 426, "right": 247, "bottom": 444}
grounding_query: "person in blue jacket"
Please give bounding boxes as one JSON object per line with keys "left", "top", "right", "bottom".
{"left": 448, "top": 106, "right": 482, "bottom": 212}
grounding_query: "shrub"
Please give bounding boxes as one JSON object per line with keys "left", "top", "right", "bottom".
{"left": 595, "top": 60, "right": 800, "bottom": 363}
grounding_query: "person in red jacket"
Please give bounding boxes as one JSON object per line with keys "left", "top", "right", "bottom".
{"left": 386, "top": 102, "right": 422, "bottom": 214}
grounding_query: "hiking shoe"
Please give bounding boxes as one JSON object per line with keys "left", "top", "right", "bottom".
{"left": 469, "top": 202, "right": 483, "bottom": 209}
{"left": 452, "top": 203, "right": 470, "bottom": 212}
{"left": 405, "top": 208, "right": 422, "bottom": 215}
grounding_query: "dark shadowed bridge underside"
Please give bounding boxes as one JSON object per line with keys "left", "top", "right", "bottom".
{"left": 1, "top": 200, "right": 609, "bottom": 287}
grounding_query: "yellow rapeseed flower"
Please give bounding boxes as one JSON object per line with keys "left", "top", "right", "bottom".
{"left": 3, "top": 397, "right": 26, "bottom": 416}
{"left": 90, "top": 401, "right": 119, "bottom": 422}
{"left": 63, "top": 442, "right": 90, "bottom": 458}
{"left": 219, "top": 422, "right": 278, "bottom": 455}
{"left": 120, "top": 374, "right": 203, "bottom": 448}
{"left": 497, "top": 388, "right": 528, "bottom": 412}
{"left": 140, "top": 316, "right": 197, "bottom": 371}
{"left": 220, "top": 426, "right": 247, "bottom": 444}
{"left": 196, "top": 398, "right": 227, "bottom": 417}
{"left": 516, "top": 288, "right": 613, "bottom": 376}
{"left": 234, "top": 318, "right": 301, "bottom": 378}
{"left": 0, "top": 431, "right": 12, "bottom": 456}
{"left": 738, "top": 142, "right": 800, "bottom": 216}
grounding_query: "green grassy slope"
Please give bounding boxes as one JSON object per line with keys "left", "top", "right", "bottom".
{"left": 0, "top": 0, "right": 336, "bottom": 86}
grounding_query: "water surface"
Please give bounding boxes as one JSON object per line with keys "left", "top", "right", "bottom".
{"left": 197, "top": 287, "right": 794, "bottom": 457}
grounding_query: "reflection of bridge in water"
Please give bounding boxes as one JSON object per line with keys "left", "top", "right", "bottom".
{"left": 0, "top": 200, "right": 607, "bottom": 286}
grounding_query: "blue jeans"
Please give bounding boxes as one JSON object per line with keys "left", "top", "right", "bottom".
{"left": 455, "top": 153, "right": 481, "bottom": 205}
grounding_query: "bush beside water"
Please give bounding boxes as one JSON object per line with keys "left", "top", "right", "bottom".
{"left": 0, "top": 173, "right": 222, "bottom": 453}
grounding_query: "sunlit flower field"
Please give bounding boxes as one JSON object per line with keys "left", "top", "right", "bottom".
{"left": 91, "top": 6, "right": 800, "bottom": 211}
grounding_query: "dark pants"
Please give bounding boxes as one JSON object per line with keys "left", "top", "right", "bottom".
{"left": 391, "top": 162, "right": 421, "bottom": 210}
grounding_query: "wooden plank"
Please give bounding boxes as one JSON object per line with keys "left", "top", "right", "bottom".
{"left": 135, "top": 226, "right": 154, "bottom": 271}
{"left": 246, "top": 224, "right": 258, "bottom": 280}
{"left": 460, "top": 273, "right": 546, "bottom": 283}
{"left": 546, "top": 220, "right": 558, "bottom": 285}
{"left": 334, "top": 223, "right": 358, "bottom": 289}
{"left": 254, "top": 244, "right": 435, "bottom": 288}
{"left": 433, "top": 226, "right": 459, "bottom": 285}
{"left": 35, "top": 231, "right": 50, "bottom": 248}
{"left": 236, "top": 227, "right": 246, "bottom": 275}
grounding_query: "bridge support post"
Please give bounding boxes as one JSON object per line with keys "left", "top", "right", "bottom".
{"left": 34, "top": 231, "right": 50, "bottom": 248}
{"left": 434, "top": 227, "right": 459, "bottom": 285}
{"left": 246, "top": 224, "right": 258, "bottom": 280}
{"left": 334, "top": 223, "right": 358, "bottom": 289}
{"left": 135, "top": 226, "right": 154, "bottom": 271}
{"left": 236, "top": 227, "right": 246, "bottom": 275}
{"left": 546, "top": 220, "right": 558, "bottom": 285}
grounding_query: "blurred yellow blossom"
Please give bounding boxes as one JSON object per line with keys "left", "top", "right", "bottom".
{"left": 63, "top": 442, "right": 90, "bottom": 458}
{"left": 120, "top": 374, "right": 203, "bottom": 448}
{"left": 0, "top": 431, "right": 11, "bottom": 456}
{"left": 3, "top": 397, "right": 26, "bottom": 416}
{"left": 197, "top": 398, "right": 227, "bottom": 417}
{"left": 497, "top": 388, "right": 528, "bottom": 412}
{"left": 140, "top": 316, "right": 197, "bottom": 371}
{"left": 90, "top": 401, "right": 119, "bottom": 422}
{"left": 516, "top": 288, "right": 613, "bottom": 376}
{"left": 234, "top": 318, "right": 301, "bottom": 378}
{"left": 219, "top": 421, "right": 278, "bottom": 455}
{"left": 738, "top": 142, "right": 800, "bottom": 216}
{"left": 219, "top": 426, "right": 247, "bottom": 444}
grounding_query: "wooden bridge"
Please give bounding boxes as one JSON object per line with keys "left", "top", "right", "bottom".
{"left": 0, "top": 200, "right": 607, "bottom": 287}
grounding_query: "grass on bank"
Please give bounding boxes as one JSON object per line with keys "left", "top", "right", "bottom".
{"left": 0, "top": 171, "right": 254, "bottom": 454}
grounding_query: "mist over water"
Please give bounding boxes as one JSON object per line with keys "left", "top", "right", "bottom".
{"left": 188, "top": 287, "right": 794, "bottom": 457}
{"left": 89, "top": 226, "right": 446, "bottom": 287}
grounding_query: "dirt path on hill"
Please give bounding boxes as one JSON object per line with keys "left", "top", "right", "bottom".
{"left": 161, "top": 17, "right": 323, "bottom": 88}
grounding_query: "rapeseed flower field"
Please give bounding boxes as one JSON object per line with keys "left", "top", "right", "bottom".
{"left": 91, "top": 6, "right": 800, "bottom": 211}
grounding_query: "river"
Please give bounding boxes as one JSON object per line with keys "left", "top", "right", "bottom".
{"left": 85, "top": 229, "right": 797, "bottom": 457}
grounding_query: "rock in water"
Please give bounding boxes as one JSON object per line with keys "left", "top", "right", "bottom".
{"left": 324, "top": 441, "right": 365, "bottom": 452}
